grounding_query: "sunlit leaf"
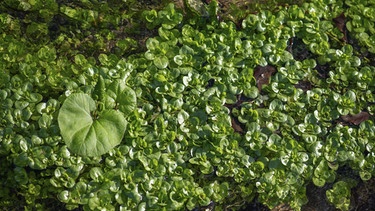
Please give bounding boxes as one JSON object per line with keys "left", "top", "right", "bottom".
{"left": 58, "top": 93, "right": 127, "bottom": 157}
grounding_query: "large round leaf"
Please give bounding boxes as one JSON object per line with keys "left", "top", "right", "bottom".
{"left": 58, "top": 93, "right": 127, "bottom": 157}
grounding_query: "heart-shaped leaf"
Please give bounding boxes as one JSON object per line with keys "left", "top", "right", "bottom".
{"left": 58, "top": 93, "right": 127, "bottom": 157}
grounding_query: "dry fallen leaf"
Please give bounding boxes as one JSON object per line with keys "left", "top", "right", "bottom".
{"left": 271, "top": 203, "right": 293, "bottom": 211}
{"left": 333, "top": 12, "right": 347, "bottom": 42}
{"left": 341, "top": 111, "right": 370, "bottom": 125}
{"left": 254, "top": 65, "right": 276, "bottom": 91}
{"left": 294, "top": 80, "right": 312, "bottom": 91}
{"left": 231, "top": 115, "right": 245, "bottom": 134}
{"left": 224, "top": 94, "right": 248, "bottom": 135}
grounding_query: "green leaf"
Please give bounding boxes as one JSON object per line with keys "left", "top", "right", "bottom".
{"left": 326, "top": 181, "right": 353, "bottom": 211}
{"left": 38, "top": 113, "right": 52, "bottom": 129}
{"left": 154, "top": 55, "right": 169, "bottom": 69}
{"left": 143, "top": 9, "right": 157, "bottom": 23}
{"left": 359, "top": 170, "right": 372, "bottom": 181}
{"left": 244, "top": 86, "right": 259, "bottom": 98}
{"left": 173, "top": 55, "right": 184, "bottom": 66}
{"left": 146, "top": 38, "right": 159, "bottom": 51}
{"left": 90, "top": 167, "right": 104, "bottom": 182}
{"left": 185, "top": 0, "right": 209, "bottom": 16}
{"left": 93, "top": 75, "right": 106, "bottom": 101}
{"left": 269, "top": 99, "right": 284, "bottom": 111}
{"left": 345, "top": 90, "right": 356, "bottom": 102}
{"left": 58, "top": 190, "right": 70, "bottom": 203}
{"left": 14, "top": 167, "right": 28, "bottom": 185}
{"left": 106, "top": 80, "right": 137, "bottom": 116}
{"left": 312, "top": 177, "right": 326, "bottom": 187}
{"left": 58, "top": 93, "right": 127, "bottom": 157}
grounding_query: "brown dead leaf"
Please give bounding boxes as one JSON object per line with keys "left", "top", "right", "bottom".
{"left": 294, "top": 80, "right": 312, "bottom": 91}
{"left": 223, "top": 94, "right": 249, "bottom": 135}
{"left": 271, "top": 203, "right": 293, "bottom": 211}
{"left": 333, "top": 12, "right": 347, "bottom": 42}
{"left": 333, "top": 12, "right": 345, "bottom": 32}
{"left": 254, "top": 65, "right": 276, "bottom": 91}
{"left": 341, "top": 111, "right": 370, "bottom": 125}
{"left": 224, "top": 94, "right": 253, "bottom": 110}
{"left": 231, "top": 116, "right": 245, "bottom": 135}
{"left": 316, "top": 64, "right": 330, "bottom": 79}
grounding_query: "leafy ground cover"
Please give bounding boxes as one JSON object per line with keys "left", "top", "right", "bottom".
{"left": 1, "top": 0, "right": 375, "bottom": 210}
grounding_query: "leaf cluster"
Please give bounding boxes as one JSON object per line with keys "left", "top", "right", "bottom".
{"left": 1, "top": 0, "right": 375, "bottom": 211}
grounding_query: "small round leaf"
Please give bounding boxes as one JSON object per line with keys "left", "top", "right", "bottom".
{"left": 154, "top": 55, "right": 169, "bottom": 69}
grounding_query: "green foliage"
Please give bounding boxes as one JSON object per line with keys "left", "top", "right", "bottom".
{"left": 326, "top": 180, "right": 357, "bottom": 211}
{"left": 1, "top": 0, "right": 375, "bottom": 210}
